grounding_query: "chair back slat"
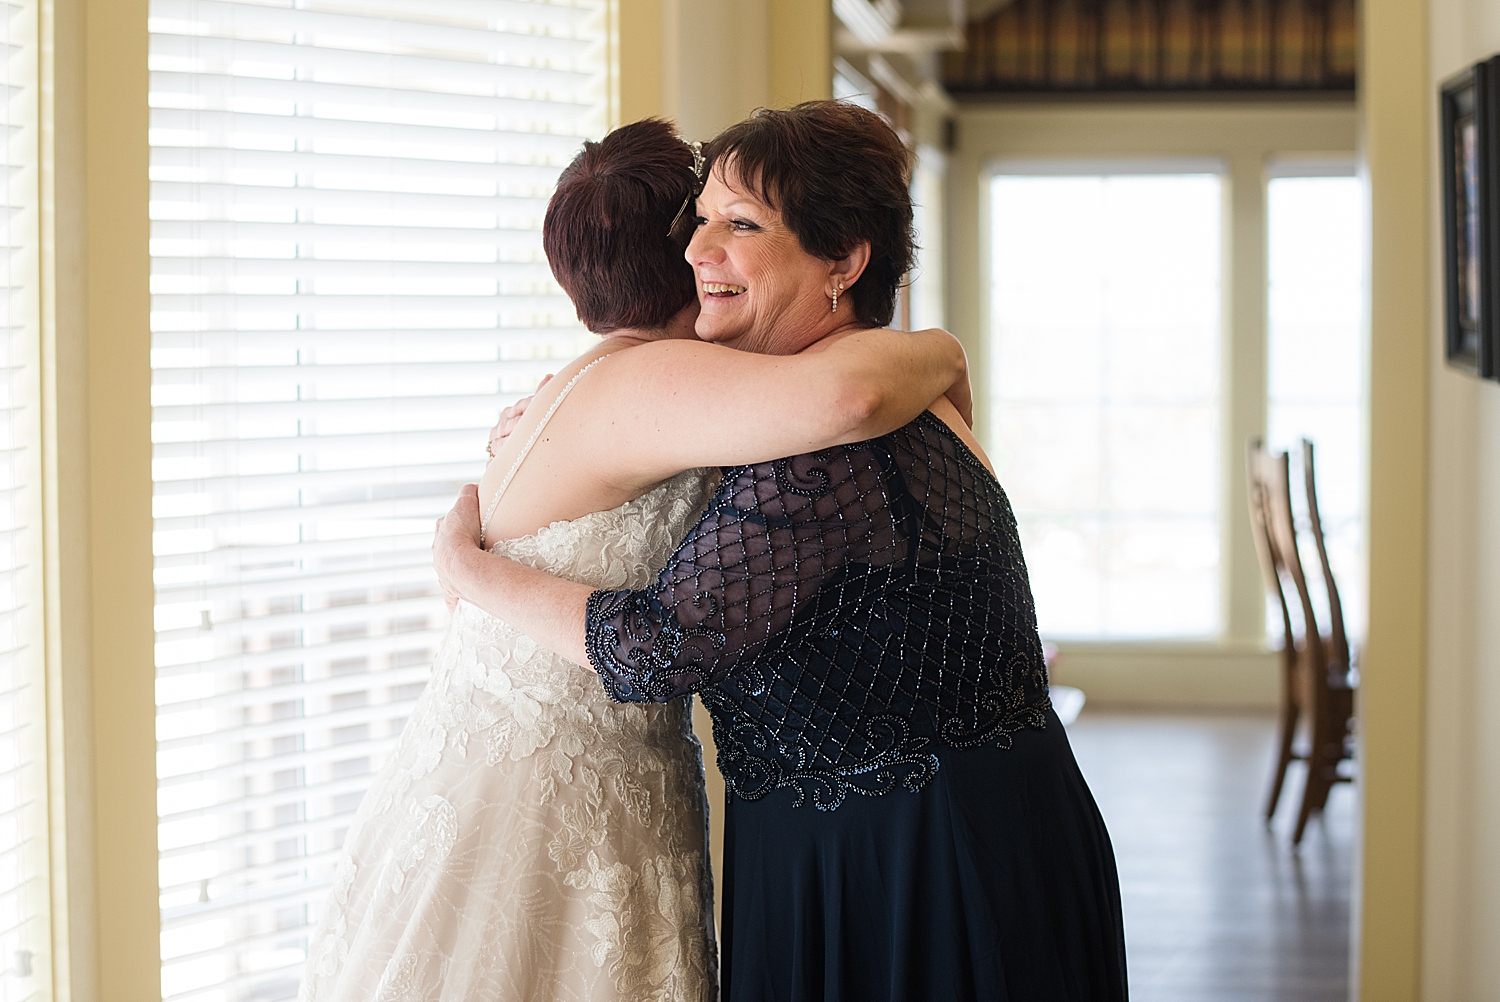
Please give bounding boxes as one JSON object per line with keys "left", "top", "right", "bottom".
{"left": 1246, "top": 438, "right": 1296, "bottom": 650}
{"left": 1301, "top": 438, "right": 1352, "bottom": 673}
{"left": 1259, "top": 446, "right": 1327, "bottom": 671}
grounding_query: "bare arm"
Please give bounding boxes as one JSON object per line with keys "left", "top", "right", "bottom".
{"left": 584, "top": 327, "right": 968, "bottom": 485}
{"left": 435, "top": 485, "right": 593, "bottom": 662}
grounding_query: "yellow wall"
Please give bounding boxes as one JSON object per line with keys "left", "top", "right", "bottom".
{"left": 616, "top": 0, "right": 665, "bottom": 127}
{"left": 81, "top": 0, "right": 161, "bottom": 991}
{"left": 1418, "top": 0, "right": 1500, "bottom": 997}
{"left": 1358, "top": 0, "right": 1431, "bottom": 997}
{"left": 42, "top": 0, "right": 168, "bottom": 998}
{"left": 617, "top": 0, "right": 829, "bottom": 139}
{"left": 768, "top": 0, "right": 831, "bottom": 110}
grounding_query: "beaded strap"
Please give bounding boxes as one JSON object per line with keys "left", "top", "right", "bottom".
{"left": 479, "top": 356, "right": 608, "bottom": 549}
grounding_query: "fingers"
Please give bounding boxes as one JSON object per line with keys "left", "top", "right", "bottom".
{"left": 433, "top": 487, "right": 485, "bottom": 605}
{"left": 945, "top": 371, "right": 975, "bottom": 429}
{"left": 439, "top": 486, "right": 483, "bottom": 550}
{"left": 449, "top": 484, "right": 480, "bottom": 518}
{"left": 488, "top": 376, "right": 552, "bottom": 458}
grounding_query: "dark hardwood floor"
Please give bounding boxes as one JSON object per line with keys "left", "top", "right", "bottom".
{"left": 1066, "top": 710, "right": 1353, "bottom": 1002}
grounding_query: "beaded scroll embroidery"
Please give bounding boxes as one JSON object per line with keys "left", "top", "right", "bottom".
{"left": 584, "top": 412, "right": 1053, "bottom": 811}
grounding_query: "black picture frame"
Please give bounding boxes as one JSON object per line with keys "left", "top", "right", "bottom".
{"left": 1440, "top": 57, "right": 1500, "bottom": 378}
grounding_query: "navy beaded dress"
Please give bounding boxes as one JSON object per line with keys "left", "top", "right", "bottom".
{"left": 584, "top": 412, "right": 1128, "bottom": 1002}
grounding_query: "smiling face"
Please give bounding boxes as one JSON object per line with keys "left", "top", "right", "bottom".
{"left": 685, "top": 162, "right": 852, "bottom": 355}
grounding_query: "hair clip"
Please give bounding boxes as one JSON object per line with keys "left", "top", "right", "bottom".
{"left": 669, "top": 141, "right": 705, "bottom": 236}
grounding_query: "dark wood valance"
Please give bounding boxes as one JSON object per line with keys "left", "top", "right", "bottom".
{"left": 944, "top": 0, "right": 1356, "bottom": 97}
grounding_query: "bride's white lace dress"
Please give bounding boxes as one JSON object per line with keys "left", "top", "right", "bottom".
{"left": 299, "top": 469, "right": 718, "bottom": 1002}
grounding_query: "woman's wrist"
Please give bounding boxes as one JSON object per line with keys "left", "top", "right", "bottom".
{"left": 450, "top": 545, "right": 495, "bottom": 605}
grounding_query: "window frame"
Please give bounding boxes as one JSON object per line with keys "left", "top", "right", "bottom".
{"left": 949, "top": 102, "right": 1359, "bottom": 704}
{"left": 986, "top": 159, "right": 1229, "bottom": 641}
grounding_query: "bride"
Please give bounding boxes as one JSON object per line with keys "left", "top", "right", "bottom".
{"left": 297, "top": 118, "right": 969, "bottom": 1002}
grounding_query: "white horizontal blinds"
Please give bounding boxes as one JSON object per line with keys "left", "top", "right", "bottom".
{"left": 0, "top": 2, "right": 47, "bottom": 1000}
{"left": 147, "top": 2, "right": 605, "bottom": 999}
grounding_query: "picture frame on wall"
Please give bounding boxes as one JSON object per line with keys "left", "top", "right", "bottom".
{"left": 1440, "top": 57, "right": 1500, "bottom": 378}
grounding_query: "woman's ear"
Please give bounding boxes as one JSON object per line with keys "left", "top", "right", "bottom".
{"left": 827, "top": 241, "right": 871, "bottom": 294}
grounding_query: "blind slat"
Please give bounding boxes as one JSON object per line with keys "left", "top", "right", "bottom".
{"left": 152, "top": 529, "right": 438, "bottom": 570}
{"left": 146, "top": 142, "right": 575, "bottom": 181}
{"left": 149, "top": 71, "right": 592, "bottom": 119}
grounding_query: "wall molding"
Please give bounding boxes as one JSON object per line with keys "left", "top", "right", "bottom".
{"left": 1050, "top": 641, "right": 1278, "bottom": 709}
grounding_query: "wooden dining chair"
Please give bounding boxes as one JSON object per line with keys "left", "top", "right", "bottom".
{"left": 1246, "top": 438, "right": 1356, "bottom": 844}
{"left": 1293, "top": 438, "right": 1357, "bottom": 835}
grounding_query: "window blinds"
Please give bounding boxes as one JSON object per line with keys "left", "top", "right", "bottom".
{"left": 147, "top": 2, "right": 605, "bottom": 999}
{"left": 0, "top": 2, "right": 48, "bottom": 1000}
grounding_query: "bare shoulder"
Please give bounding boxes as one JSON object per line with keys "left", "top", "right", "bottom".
{"left": 603, "top": 338, "right": 730, "bottom": 373}
{"left": 580, "top": 338, "right": 783, "bottom": 410}
{"left": 479, "top": 346, "right": 626, "bottom": 478}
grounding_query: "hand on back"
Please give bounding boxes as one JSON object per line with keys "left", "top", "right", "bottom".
{"left": 433, "top": 484, "right": 483, "bottom": 612}
{"left": 487, "top": 374, "right": 551, "bottom": 462}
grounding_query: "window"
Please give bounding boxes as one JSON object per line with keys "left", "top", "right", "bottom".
{"left": 833, "top": 58, "right": 878, "bottom": 112}
{"left": 989, "top": 170, "right": 1222, "bottom": 639}
{"left": 1266, "top": 173, "right": 1365, "bottom": 640}
{"left": 148, "top": 3, "right": 606, "bottom": 999}
{"left": 909, "top": 145, "right": 946, "bottom": 331}
{"left": 0, "top": 2, "right": 49, "bottom": 998}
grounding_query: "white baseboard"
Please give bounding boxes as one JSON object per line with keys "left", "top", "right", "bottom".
{"left": 1047, "top": 640, "right": 1279, "bottom": 710}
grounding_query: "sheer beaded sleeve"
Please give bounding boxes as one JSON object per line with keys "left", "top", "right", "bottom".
{"left": 584, "top": 442, "right": 906, "bottom": 704}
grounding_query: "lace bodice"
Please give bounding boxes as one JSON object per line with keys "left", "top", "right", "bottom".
{"left": 441, "top": 470, "right": 722, "bottom": 764}
{"left": 301, "top": 467, "right": 719, "bottom": 1002}
{"left": 583, "top": 412, "right": 1052, "bottom": 812}
{"left": 492, "top": 469, "right": 716, "bottom": 584}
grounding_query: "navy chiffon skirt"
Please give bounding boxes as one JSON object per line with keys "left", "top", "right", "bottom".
{"left": 718, "top": 707, "right": 1128, "bottom": 1001}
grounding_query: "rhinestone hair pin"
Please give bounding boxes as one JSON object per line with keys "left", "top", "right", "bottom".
{"left": 668, "top": 141, "right": 706, "bottom": 236}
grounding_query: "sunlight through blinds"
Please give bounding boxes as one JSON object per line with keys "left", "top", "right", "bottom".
{"left": 0, "top": 2, "right": 49, "bottom": 1000}
{"left": 147, "top": 3, "right": 606, "bottom": 999}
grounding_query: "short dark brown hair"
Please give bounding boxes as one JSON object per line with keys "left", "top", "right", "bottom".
{"left": 702, "top": 101, "right": 914, "bottom": 328}
{"left": 544, "top": 118, "right": 698, "bottom": 333}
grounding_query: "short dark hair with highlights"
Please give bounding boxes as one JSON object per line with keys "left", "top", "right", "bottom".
{"left": 702, "top": 101, "right": 914, "bottom": 328}
{"left": 544, "top": 118, "right": 698, "bottom": 333}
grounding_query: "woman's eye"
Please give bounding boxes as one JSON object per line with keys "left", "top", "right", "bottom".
{"left": 731, "top": 218, "right": 759, "bottom": 231}
{"left": 692, "top": 215, "right": 707, "bottom": 227}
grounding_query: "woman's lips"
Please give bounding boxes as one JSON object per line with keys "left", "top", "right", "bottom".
{"left": 702, "top": 282, "right": 746, "bottom": 297}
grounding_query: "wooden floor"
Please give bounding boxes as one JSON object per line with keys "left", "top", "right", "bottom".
{"left": 1066, "top": 710, "right": 1353, "bottom": 1002}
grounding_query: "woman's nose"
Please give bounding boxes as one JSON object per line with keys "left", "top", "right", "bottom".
{"left": 685, "top": 222, "right": 725, "bottom": 266}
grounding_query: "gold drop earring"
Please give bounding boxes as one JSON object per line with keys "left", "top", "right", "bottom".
{"left": 831, "top": 280, "right": 844, "bottom": 313}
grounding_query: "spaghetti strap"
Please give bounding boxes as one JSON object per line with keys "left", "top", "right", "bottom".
{"left": 479, "top": 355, "right": 609, "bottom": 549}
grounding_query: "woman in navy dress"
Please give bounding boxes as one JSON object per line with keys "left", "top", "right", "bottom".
{"left": 435, "top": 101, "right": 1128, "bottom": 1001}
